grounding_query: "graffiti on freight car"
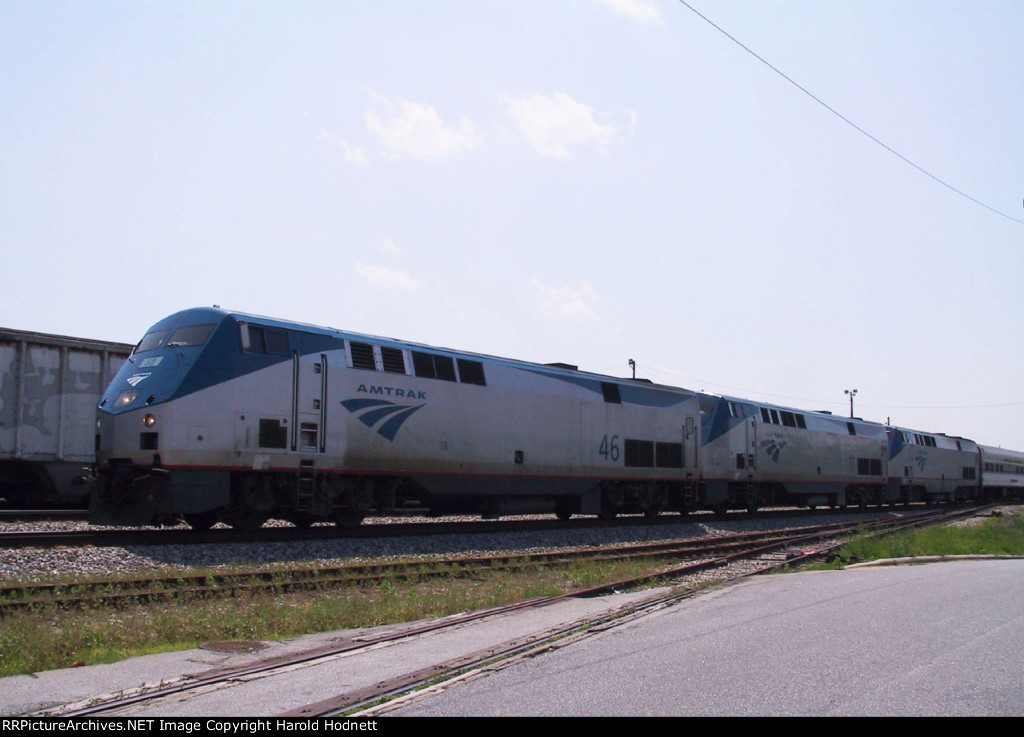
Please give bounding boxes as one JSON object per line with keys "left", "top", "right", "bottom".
{"left": 0, "top": 348, "right": 102, "bottom": 436}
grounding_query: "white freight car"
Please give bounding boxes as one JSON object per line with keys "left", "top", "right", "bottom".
{"left": 0, "top": 328, "right": 131, "bottom": 505}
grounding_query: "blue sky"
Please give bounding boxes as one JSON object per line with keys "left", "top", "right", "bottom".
{"left": 3, "top": 0, "right": 1022, "bottom": 447}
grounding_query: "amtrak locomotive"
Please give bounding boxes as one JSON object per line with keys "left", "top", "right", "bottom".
{"left": 88, "top": 307, "right": 1023, "bottom": 528}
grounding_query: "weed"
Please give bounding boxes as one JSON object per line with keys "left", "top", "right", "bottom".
{"left": 802, "top": 513, "right": 1024, "bottom": 571}
{"left": 0, "top": 556, "right": 656, "bottom": 678}
{"left": 4, "top": 515, "right": 1021, "bottom": 678}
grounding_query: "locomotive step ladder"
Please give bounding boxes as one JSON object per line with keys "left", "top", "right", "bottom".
{"left": 295, "top": 463, "right": 317, "bottom": 513}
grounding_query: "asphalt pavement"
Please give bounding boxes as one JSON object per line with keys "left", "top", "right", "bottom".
{"left": 382, "top": 558, "right": 1024, "bottom": 716}
{"left": 2, "top": 558, "right": 1022, "bottom": 717}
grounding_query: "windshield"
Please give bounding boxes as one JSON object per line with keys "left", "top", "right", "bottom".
{"left": 165, "top": 324, "right": 215, "bottom": 348}
{"left": 135, "top": 329, "right": 170, "bottom": 353}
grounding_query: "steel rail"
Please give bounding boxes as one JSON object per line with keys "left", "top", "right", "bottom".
{"left": 32, "top": 506, "right": 983, "bottom": 717}
{"left": 0, "top": 504, "right": 941, "bottom": 549}
{"left": 2, "top": 507, "right": 975, "bottom": 615}
{"left": 0, "top": 524, "right": 853, "bottom": 615}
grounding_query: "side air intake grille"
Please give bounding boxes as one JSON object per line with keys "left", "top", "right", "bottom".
{"left": 259, "top": 419, "right": 288, "bottom": 449}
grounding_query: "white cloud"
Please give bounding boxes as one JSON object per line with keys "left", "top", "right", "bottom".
{"left": 354, "top": 262, "right": 422, "bottom": 292}
{"left": 596, "top": 0, "right": 663, "bottom": 24}
{"left": 442, "top": 298, "right": 472, "bottom": 324}
{"left": 624, "top": 108, "right": 638, "bottom": 132}
{"left": 532, "top": 278, "right": 598, "bottom": 322}
{"left": 338, "top": 140, "right": 370, "bottom": 165}
{"left": 501, "top": 92, "right": 622, "bottom": 159}
{"left": 379, "top": 234, "right": 401, "bottom": 256}
{"left": 317, "top": 132, "right": 370, "bottom": 165}
{"left": 365, "top": 94, "right": 484, "bottom": 159}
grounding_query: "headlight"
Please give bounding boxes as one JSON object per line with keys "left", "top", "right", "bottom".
{"left": 116, "top": 391, "right": 138, "bottom": 408}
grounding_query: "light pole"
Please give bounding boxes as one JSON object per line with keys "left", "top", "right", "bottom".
{"left": 628, "top": 359, "right": 636, "bottom": 379}
{"left": 844, "top": 389, "right": 858, "bottom": 418}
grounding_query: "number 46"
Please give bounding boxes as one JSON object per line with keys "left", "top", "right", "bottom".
{"left": 599, "top": 434, "right": 620, "bottom": 462}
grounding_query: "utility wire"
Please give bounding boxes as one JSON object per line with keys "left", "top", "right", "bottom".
{"left": 675, "top": 0, "right": 1024, "bottom": 226}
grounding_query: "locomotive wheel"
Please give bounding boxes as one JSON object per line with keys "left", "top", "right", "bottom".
{"left": 334, "top": 509, "right": 365, "bottom": 528}
{"left": 227, "top": 503, "right": 267, "bottom": 531}
{"left": 184, "top": 511, "right": 218, "bottom": 531}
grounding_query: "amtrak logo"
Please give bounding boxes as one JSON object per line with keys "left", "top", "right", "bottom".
{"left": 761, "top": 438, "right": 787, "bottom": 463}
{"left": 126, "top": 373, "right": 152, "bottom": 387}
{"left": 341, "top": 398, "right": 425, "bottom": 441}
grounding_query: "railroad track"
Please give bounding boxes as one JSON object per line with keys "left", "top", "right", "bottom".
{"left": 0, "top": 516, "right": 614, "bottom": 548}
{"left": 1, "top": 507, "right": 964, "bottom": 614}
{"left": 27, "top": 504, "right": 988, "bottom": 717}
{"left": 0, "top": 509, "right": 87, "bottom": 522}
{"left": 0, "top": 522, "right": 857, "bottom": 615}
{"left": 0, "top": 503, "right": 947, "bottom": 549}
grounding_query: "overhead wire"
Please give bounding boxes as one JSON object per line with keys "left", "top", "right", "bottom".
{"left": 674, "top": 0, "right": 1024, "bottom": 226}
{"left": 592, "top": 5, "right": 1022, "bottom": 427}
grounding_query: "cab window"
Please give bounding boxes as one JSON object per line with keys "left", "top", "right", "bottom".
{"left": 241, "top": 324, "right": 290, "bottom": 355}
{"left": 136, "top": 329, "right": 170, "bottom": 353}
{"left": 166, "top": 324, "right": 215, "bottom": 348}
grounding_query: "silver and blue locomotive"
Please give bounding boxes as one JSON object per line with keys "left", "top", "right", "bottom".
{"left": 89, "top": 307, "right": 1010, "bottom": 528}
{"left": 91, "top": 307, "right": 705, "bottom": 527}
